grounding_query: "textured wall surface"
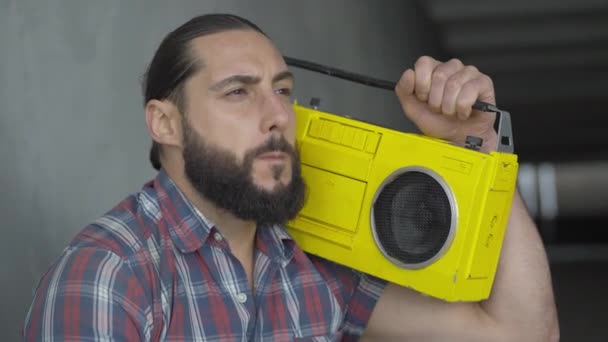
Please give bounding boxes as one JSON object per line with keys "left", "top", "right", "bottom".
{"left": 0, "top": 1, "right": 438, "bottom": 339}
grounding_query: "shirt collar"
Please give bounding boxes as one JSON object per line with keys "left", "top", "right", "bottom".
{"left": 256, "top": 224, "right": 296, "bottom": 265}
{"left": 152, "top": 169, "right": 213, "bottom": 253}
{"left": 150, "top": 169, "right": 296, "bottom": 263}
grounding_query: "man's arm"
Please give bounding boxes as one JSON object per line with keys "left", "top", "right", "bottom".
{"left": 23, "top": 246, "right": 150, "bottom": 341}
{"left": 361, "top": 56, "right": 559, "bottom": 341}
{"left": 362, "top": 193, "right": 558, "bottom": 341}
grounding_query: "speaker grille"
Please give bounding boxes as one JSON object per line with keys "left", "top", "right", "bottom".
{"left": 373, "top": 170, "right": 454, "bottom": 268}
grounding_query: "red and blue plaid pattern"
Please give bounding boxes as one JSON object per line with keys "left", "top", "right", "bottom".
{"left": 24, "top": 170, "right": 386, "bottom": 341}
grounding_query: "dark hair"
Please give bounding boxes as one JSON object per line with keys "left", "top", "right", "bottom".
{"left": 142, "top": 14, "right": 267, "bottom": 170}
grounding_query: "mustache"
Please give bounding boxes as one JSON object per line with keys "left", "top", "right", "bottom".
{"left": 251, "top": 135, "right": 295, "bottom": 157}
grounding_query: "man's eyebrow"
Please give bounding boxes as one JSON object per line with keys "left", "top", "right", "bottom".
{"left": 209, "top": 71, "right": 294, "bottom": 92}
{"left": 273, "top": 70, "right": 294, "bottom": 84}
{"left": 209, "top": 75, "right": 261, "bottom": 91}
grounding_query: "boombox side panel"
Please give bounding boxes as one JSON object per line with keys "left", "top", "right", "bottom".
{"left": 465, "top": 153, "right": 519, "bottom": 281}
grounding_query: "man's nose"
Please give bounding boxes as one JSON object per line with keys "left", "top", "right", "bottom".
{"left": 260, "top": 92, "right": 291, "bottom": 133}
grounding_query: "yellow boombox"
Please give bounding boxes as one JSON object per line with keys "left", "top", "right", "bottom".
{"left": 287, "top": 103, "right": 518, "bottom": 302}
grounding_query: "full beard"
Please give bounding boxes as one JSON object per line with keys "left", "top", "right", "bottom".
{"left": 182, "top": 123, "right": 306, "bottom": 227}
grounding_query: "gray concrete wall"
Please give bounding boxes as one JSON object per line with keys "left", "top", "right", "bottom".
{"left": 0, "top": 1, "right": 439, "bottom": 339}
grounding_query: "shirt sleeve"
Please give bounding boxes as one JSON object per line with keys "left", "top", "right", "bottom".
{"left": 340, "top": 272, "right": 387, "bottom": 341}
{"left": 308, "top": 253, "right": 388, "bottom": 341}
{"left": 23, "top": 246, "right": 151, "bottom": 341}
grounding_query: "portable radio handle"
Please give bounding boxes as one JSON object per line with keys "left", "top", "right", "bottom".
{"left": 284, "top": 56, "right": 515, "bottom": 154}
{"left": 472, "top": 102, "right": 514, "bottom": 154}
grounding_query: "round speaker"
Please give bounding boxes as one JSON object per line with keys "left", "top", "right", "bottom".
{"left": 371, "top": 167, "right": 457, "bottom": 269}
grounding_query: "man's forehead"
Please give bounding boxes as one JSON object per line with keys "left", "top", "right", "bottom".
{"left": 190, "top": 30, "right": 280, "bottom": 64}
{"left": 188, "top": 31, "right": 289, "bottom": 83}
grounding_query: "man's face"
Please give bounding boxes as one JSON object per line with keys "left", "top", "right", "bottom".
{"left": 182, "top": 119, "right": 305, "bottom": 225}
{"left": 179, "top": 30, "right": 305, "bottom": 224}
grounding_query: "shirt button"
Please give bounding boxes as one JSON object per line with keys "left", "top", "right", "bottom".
{"left": 236, "top": 293, "right": 247, "bottom": 304}
{"left": 213, "top": 232, "right": 223, "bottom": 242}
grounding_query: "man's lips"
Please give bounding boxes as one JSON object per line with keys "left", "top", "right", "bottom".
{"left": 257, "top": 151, "right": 288, "bottom": 161}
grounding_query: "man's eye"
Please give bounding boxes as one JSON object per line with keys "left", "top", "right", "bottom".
{"left": 276, "top": 88, "right": 292, "bottom": 96}
{"left": 227, "top": 88, "right": 247, "bottom": 96}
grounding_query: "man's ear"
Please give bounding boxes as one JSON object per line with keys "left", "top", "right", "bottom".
{"left": 145, "top": 99, "right": 183, "bottom": 148}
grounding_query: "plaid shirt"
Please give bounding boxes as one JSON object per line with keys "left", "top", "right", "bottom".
{"left": 24, "top": 170, "right": 386, "bottom": 341}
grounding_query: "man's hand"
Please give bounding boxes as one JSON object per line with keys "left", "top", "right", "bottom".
{"left": 395, "top": 56, "right": 498, "bottom": 152}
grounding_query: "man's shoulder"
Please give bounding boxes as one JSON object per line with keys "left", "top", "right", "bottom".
{"left": 71, "top": 189, "right": 165, "bottom": 261}
{"left": 305, "top": 252, "right": 356, "bottom": 278}
{"left": 303, "top": 251, "right": 387, "bottom": 300}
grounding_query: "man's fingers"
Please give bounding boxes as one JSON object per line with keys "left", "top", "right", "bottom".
{"left": 455, "top": 74, "right": 495, "bottom": 120}
{"left": 413, "top": 56, "right": 441, "bottom": 102}
{"left": 397, "top": 57, "right": 496, "bottom": 123}
{"left": 395, "top": 68, "right": 416, "bottom": 98}
{"left": 441, "top": 65, "right": 480, "bottom": 118}
{"left": 428, "top": 58, "right": 464, "bottom": 112}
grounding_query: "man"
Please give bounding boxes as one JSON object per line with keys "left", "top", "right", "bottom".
{"left": 24, "top": 14, "right": 559, "bottom": 341}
